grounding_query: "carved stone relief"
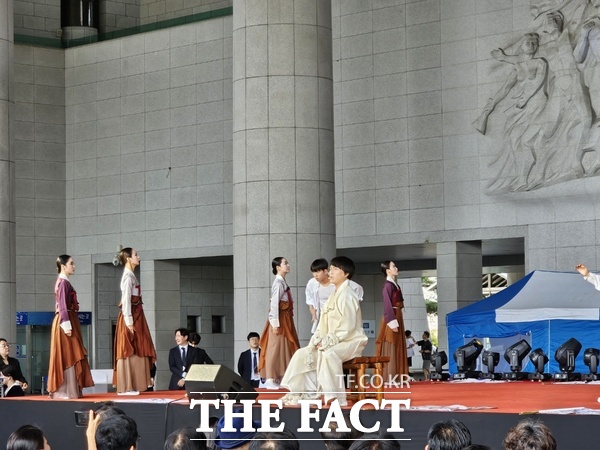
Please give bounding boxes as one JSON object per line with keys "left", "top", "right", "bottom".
{"left": 476, "top": 0, "right": 600, "bottom": 192}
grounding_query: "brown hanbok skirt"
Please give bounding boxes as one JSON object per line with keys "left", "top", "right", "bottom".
{"left": 48, "top": 310, "right": 94, "bottom": 395}
{"left": 258, "top": 301, "right": 300, "bottom": 381}
{"left": 375, "top": 306, "right": 408, "bottom": 380}
{"left": 113, "top": 296, "right": 157, "bottom": 391}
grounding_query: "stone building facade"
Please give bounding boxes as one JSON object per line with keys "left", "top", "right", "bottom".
{"left": 2, "top": 0, "right": 595, "bottom": 388}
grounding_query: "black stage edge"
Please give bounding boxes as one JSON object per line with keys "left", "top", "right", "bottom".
{"left": 0, "top": 398, "right": 595, "bottom": 450}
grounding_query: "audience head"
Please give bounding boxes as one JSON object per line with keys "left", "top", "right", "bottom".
{"left": 248, "top": 428, "right": 299, "bottom": 450}
{"left": 320, "top": 411, "right": 364, "bottom": 450}
{"left": 94, "top": 402, "right": 127, "bottom": 420}
{"left": 215, "top": 415, "right": 261, "bottom": 449}
{"left": 503, "top": 419, "right": 556, "bottom": 450}
{"left": 425, "top": 419, "right": 471, "bottom": 450}
{"left": 347, "top": 431, "right": 401, "bottom": 450}
{"left": 95, "top": 414, "right": 139, "bottom": 450}
{"left": 6, "top": 425, "right": 50, "bottom": 450}
{"left": 164, "top": 427, "right": 207, "bottom": 450}
{"left": 329, "top": 256, "right": 355, "bottom": 280}
{"left": 422, "top": 331, "right": 430, "bottom": 340}
{"left": 462, "top": 445, "right": 492, "bottom": 450}
{"left": 405, "top": 330, "right": 412, "bottom": 338}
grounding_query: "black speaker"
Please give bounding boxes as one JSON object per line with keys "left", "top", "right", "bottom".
{"left": 185, "top": 365, "right": 258, "bottom": 401}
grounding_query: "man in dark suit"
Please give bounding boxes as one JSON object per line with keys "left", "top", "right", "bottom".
{"left": 168, "top": 328, "right": 213, "bottom": 390}
{"left": 237, "top": 332, "right": 261, "bottom": 387}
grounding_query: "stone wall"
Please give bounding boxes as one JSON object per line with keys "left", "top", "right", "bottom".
{"left": 14, "top": 45, "right": 66, "bottom": 313}
{"left": 64, "top": 17, "right": 233, "bottom": 260}
{"left": 180, "top": 264, "right": 233, "bottom": 368}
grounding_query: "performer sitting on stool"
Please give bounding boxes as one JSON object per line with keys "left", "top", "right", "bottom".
{"left": 280, "top": 256, "right": 368, "bottom": 406}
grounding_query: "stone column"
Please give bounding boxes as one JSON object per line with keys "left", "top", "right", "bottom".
{"left": 0, "top": 0, "right": 15, "bottom": 341}
{"left": 232, "top": 0, "right": 335, "bottom": 362}
{"left": 436, "top": 241, "right": 482, "bottom": 353}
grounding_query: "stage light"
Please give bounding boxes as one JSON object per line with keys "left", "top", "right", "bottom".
{"left": 553, "top": 337, "right": 582, "bottom": 381}
{"left": 528, "top": 348, "right": 551, "bottom": 381}
{"left": 502, "top": 339, "right": 531, "bottom": 380}
{"left": 452, "top": 339, "right": 483, "bottom": 380}
{"left": 430, "top": 351, "right": 450, "bottom": 381}
{"left": 583, "top": 348, "right": 600, "bottom": 381}
{"left": 480, "top": 350, "right": 502, "bottom": 380}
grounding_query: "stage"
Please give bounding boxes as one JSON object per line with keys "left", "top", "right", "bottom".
{"left": 1, "top": 380, "right": 600, "bottom": 449}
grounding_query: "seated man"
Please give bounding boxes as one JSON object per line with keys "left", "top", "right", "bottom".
{"left": 168, "top": 328, "right": 213, "bottom": 390}
{"left": 281, "top": 256, "right": 368, "bottom": 406}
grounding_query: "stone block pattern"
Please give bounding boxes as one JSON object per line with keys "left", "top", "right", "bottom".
{"left": 180, "top": 263, "right": 233, "bottom": 368}
{"left": 14, "top": 45, "right": 67, "bottom": 316}
{"left": 333, "top": 0, "right": 443, "bottom": 240}
{"left": 14, "top": 0, "right": 61, "bottom": 40}
{"left": 64, "top": 17, "right": 233, "bottom": 259}
{"left": 139, "top": 0, "right": 231, "bottom": 30}
{"left": 14, "top": 0, "right": 232, "bottom": 37}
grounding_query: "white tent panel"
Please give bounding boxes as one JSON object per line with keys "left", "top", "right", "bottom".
{"left": 495, "top": 271, "right": 600, "bottom": 323}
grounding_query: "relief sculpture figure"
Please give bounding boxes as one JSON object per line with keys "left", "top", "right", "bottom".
{"left": 524, "top": 11, "right": 592, "bottom": 189}
{"left": 476, "top": 4, "right": 600, "bottom": 192}
{"left": 573, "top": 1, "right": 600, "bottom": 173}
{"left": 474, "top": 33, "right": 549, "bottom": 192}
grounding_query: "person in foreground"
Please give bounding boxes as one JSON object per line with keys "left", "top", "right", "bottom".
{"left": 425, "top": 419, "right": 471, "bottom": 450}
{"left": 113, "top": 247, "right": 157, "bottom": 395}
{"left": 164, "top": 427, "right": 207, "bottom": 450}
{"left": 95, "top": 414, "right": 139, "bottom": 450}
{"left": 503, "top": 419, "right": 556, "bottom": 450}
{"left": 248, "top": 429, "right": 298, "bottom": 450}
{"left": 48, "top": 254, "right": 94, "bottom": 399}
{"left": 6, "top": 425, "right": 51, "bottom": 450}
{"left": 347, "top": 431, "right": 400, "bottom": 450}
{"left": 281, "top": 256, "right": 368, "bottom": 406}
{"left": 320, "top": 411, "right": 364, "bottom": 450}
{"left": 214, "top": 415, "right": 260, "bottom": 449}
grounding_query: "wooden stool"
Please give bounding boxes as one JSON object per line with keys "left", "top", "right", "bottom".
{"left": 342, "top": 356, "right": 390, "bottom": 402}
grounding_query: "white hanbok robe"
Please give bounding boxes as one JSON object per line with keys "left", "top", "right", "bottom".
{"left": 281, "top": 280, "right": 368, "bottom": 404}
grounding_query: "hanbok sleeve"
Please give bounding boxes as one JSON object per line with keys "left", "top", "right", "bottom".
{"left": 268, "top": 279, "right": 284, "bottom": 328}
{"left": 120, "top": 273, "right": 134, "bottom": 327}
{"left": 585, "top": 272, "right": 600, "bottom": 290}
{"left": 55, "top": 280, "right": 72, "bottom": 332}
{"left": 382, "top": 282, "right": 399, "bottom": 329}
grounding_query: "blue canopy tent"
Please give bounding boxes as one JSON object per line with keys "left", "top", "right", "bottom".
{"left": 446, "top": 270, "right": 600, "bottom": 374}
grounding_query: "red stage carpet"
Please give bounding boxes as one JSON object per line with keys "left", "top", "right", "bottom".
{"left": 2, "top": 381, "right": 600, "bottom": 449}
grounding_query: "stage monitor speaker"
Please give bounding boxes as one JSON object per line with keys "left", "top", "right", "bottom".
{"left": 185, "top": 364, "right": 258, "bottom": 402}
